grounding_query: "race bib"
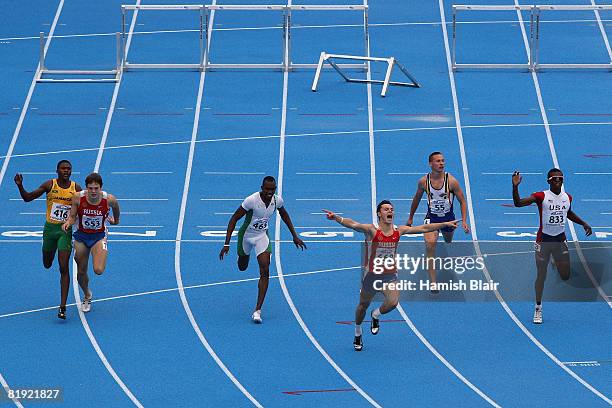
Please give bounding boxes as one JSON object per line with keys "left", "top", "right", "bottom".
{"left": 82, "top": 215, "right": 103, "bottom": 230}
{"left": 50, "top": 202, "right": 71, "bottom": 222}
{"left": 250, "top": 218, "right": 269, "bottom": 231}
{"left": 430, "top": 200, "right": 448, "bottom": 216}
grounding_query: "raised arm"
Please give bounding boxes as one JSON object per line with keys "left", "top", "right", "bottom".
{"left": 107, "top": 194, "right": 120, "bottom": 225}
{"left": 323, "top": 209, "right": 375, "bottom": 236}
{"left": 512, "top": 171, "right": 536, "bottom": 207}
{"left": 219, "top": 206, "right": 247, "bottom": 260}
{"left": 14, "top": 175, "right": 51, "bottom": 202}
{"left": 62, "top": 193, "right": 80, "bottom": 232}
{"left": 406, "top": 177, "right": 426, "bottom": 226}
{"left": 398, "top": 220, "right": 458, "bottom": 236}
{"left": 449, "top": 175, "right": 470, "bottom": 233}
{"left": 278, "top": 206, "right": 306, "bottom": 250}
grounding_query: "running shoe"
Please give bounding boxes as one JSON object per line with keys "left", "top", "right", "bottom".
{"left": 252, "top": 310, "right": 262, "bottom": 324}
{"left": 353, "top": 335, "right": 363, "bottom": 351}
{"left": 370, "top": 311, "right": 379, "bottom": 335}
{"left": 82, "top": 291, "right": 93, "bottom": 313}
{"left": 533, "top": 306, "right": 542, "bottom": 324}
{"left": 57, "top": 306, "right": 66, "bottom": 320}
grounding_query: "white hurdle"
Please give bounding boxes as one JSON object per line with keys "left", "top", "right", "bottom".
{"left": 311, "top": 52, "right": 420, "bottom": 97}
{"left": 36, "top": 32, "right": 122, "bottom": 83}
{"left": 120, "top": 4, "right": 369, "bottom": 72}
{"left": 452, "top": 4, "right": 612, "bottom": 71}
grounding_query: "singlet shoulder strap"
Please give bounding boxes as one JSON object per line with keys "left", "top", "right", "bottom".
{"left": 425, "top": 174, "right": 431, "bottom": 203}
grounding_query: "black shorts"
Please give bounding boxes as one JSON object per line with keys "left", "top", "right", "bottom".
{"left": 361, "top": 273, "right": 398, "bottom": 295}
{"left": 424, "top": 211, "right": 456, "bottom": 233}
{"left": 535, "top": 233, "right": 569, "bottom": 265}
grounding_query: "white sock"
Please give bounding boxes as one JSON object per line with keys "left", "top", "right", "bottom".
{"left": 372, "top": 307, "right": 381, "bottom": 319}
{"left": 535, "top": 303, "right": 542, "bottom": 310}
{"left": 355, "top": 324, "right": 362, "bottom": 336}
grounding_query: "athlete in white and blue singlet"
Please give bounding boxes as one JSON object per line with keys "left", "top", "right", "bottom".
{"left": 406, "top": 152, "right": 469, "bottom": 289}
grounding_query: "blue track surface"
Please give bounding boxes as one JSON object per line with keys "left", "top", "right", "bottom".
{"left": 1, "top": 1, "right": 611, "bottom": 406}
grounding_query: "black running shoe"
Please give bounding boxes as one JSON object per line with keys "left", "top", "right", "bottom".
{"left": 353, "top": 335, "right": 363, "bottom": 351}
{"left": 370, "top": 311, "right": 379, "bottom": 335}
{"left": 58, "top": 306, "right": 66, "bottom": 320}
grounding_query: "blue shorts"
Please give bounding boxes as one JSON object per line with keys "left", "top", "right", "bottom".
{"left": 73, "top": 230, "right": 106, "bottom": 249}
{"left": 424, "top": 211, "right": 456, "bottom": 233}
{"left": 361, "top": 273, "right": 398, "bottom": 295}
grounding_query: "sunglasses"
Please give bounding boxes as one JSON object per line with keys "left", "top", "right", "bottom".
{"left": 547, "top": 176, "right": 564, "bottom": 182}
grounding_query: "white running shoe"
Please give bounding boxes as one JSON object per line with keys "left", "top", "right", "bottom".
{"left": 82, "top": 291, "right": 93, "bottom": 313}
{"left": 533, "top": 306, "right": 542, "bottom": 324}
{"left": 252, "top": 310, "right": 262, "bottom": 324}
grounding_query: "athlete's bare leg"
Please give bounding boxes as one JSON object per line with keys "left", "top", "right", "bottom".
{"left": 74, "top": 241, "right": 92, "bottom": 297}
{"left": 90, "top": 239, "right": 108, "bottom": 276}
{"left": 355, "top": 289, "right": 376, "bottom": 325}
{"left": 379, "top": 288, "right": 400, "bottom": 314}
{"left": 424, "top": 231, "right": 439, "bottom": 283}
{"left": 254, "top": 252, "right": 271, "bottom": 311}
{"left": 57, "top": 249, "right": 71, "bottom": 308}
{"left": 238, "top": 255, "right": 250, "bottom": 271}
{"left": 42, "top": 250, "right": 55, "bottom": 269}
{"left": 441, "top": 229, "right": 455, "bottom": 244}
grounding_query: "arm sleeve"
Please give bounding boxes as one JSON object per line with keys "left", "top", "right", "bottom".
{"left": 275, "top": 195, "right": 284, "bottom": 209}
{"left": 241, "top": 195, "right": 253, "bottom": 211}
{"left": 531, "top": 192, "right": 544, "bottom": 203}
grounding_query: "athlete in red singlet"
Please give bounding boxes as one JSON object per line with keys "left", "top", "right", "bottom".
{"left": 324, "top": 201, "right": 457, "bottom": 351}
{"left": 512, "top": 168, "right": 591, "bottom": 324}
{"left": 63, "top": 173, "right": 120, "bottom": 313}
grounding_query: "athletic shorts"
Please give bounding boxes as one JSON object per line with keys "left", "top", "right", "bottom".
{"left": 42, "top": 222, "right": 72, "bottom": 252}
{"left": 237, "top": 231, "right": 272, "bottom": 257}
{"left": 361, "top": 273, "right": 398, "bottom": 295}
{"left": 73, "top": 230, "right": 107, "bottom": 249}
{"left": 535, "top": 233, "right": 569, "bottom": 265}
{"left": 424, "top": 211, "right": 456, "bottom": 233}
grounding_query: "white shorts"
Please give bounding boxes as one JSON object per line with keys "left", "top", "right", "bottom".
{"left": 238, "top": 231, "right": 271, "bottom": 257}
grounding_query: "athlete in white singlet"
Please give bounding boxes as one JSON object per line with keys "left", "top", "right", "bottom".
{"left": 406, "top": 152, "right": 470, "bottom": 288}
{"left": 220, "top": 176, "right": 306, "bottom": 323}
{"left": 324, "top": 201, "right": 457, "bottom": 351}
{"left": 512, "top": 168, "right": 592, "bottom": 324}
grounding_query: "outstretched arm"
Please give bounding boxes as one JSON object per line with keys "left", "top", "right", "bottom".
{"left": 407, "top": 178, "right": 425, "bottom": 226}
{"left": 14, "top": 175, "right": 51, "bottom": 202}
{"left": 567, "top": 210, "right": 592, "bottom": 236}
{"left": 219, "top": 206, "right": 247, "bottom": 260}
{"left": 512, "top": 171, "right": 536, "bottom": 207}
{"left": 278, "top": 207, "right": 306, "bottom": 250}
{"left": 323, "top": 209, "right": 375, "bottom": 236}
{"left": 398, "top": 220, "right": 458, "bottom": 235}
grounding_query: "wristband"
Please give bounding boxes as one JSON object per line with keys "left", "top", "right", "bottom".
{"left": 223, "top": 244, "right": 230, "bottom": 247}
{"left": 338, "top": 216, "right": 344, "bottom": 223}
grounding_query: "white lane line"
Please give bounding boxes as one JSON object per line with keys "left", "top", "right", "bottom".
{"left": 18, "top": 171, "right": 81, "bottom": 175}
{"left": 388, "top": 172, "right": 423, "bottom": 175}
{"left": 274, "top": 2, "right": 381, "bottom": 403}
{"left": 111, "top": 171, "right": 173, "bottom": 174}
{"left": 591, "top": 0, "right": 612, "bottom": 60}
{"left": 296, "top": 172, "right": 359, "bottom": 175}
{"left": 10, "top": 198, "right": 44, "bottom": 201}
{"left": 574, "top": 172, "right": 612, "bottom": 175}
{"left": 514, "top": 0, "right": 612, "bottom": 315}
{"left": 70, "top": 2, "right": 144, "bottom": 406}
{"left": 203, "top": 171, "right": 265, "bottom": 175}
{"left": 3, "top": 121, "right": 612, "bottom": 161}
{"left": 582, "top": 199, "right": 612, "bottom": 202}
{"left": 482, "top": 172, "right": 542, "bottom": 175}
{"left": 213, "top": 212, "right": 235, "bottom": 215}
{"left": 0, "top": 0, "right": 65, "bottom": 193}
{"left": 200, "top": 198, "right": 243, "bottom": 201}
{"left": 295, "top": 198, "right": 359, "bottom": 201}
{"left": 504, "top": 212, "right": 536, "bottom": 215}
{"left": 172, "top": 4, "right": 262, "bottom": 406}
{"left": 376, "top": 5, "right": 501, "bottom": 406}
{"left": 19, "top": 212, "right": 45, "bottom": 215}
{"left": 0, "top": 266, "right": 359, "bottom": 320}
{"left": 601, "top": 213, "right": 612, "bottom": 215}
{"left": 0, "top": 373, "right": 24, "bottom": 408}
